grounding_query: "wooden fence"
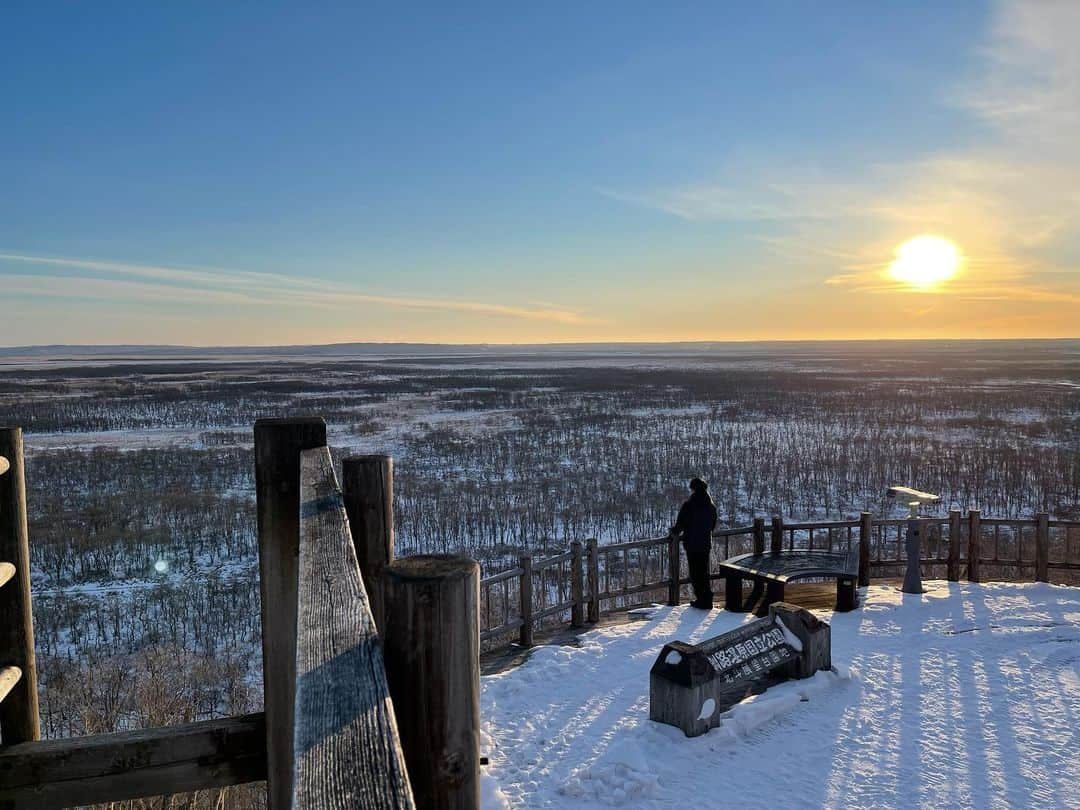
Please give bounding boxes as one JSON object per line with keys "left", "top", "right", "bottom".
{"left": 479, "top": 509, "right": 1080, "bottom": 648}
{"left": 0, "top": 422, "right": 482, "bottom": 809}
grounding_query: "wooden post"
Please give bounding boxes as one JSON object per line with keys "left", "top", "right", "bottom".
{"left": 967, "top": 509, "right": 981, "bottom": 583}
{"left": 253, "top": 417, "right": 326, "bottom": 810}
{"left": 858, "top": 512, "right": 872, "bottom": 587}
{"left": 586, "top": 539, "right": 599, "bottom": 623}
{"left": 770, "top": 516, "right": 783, "bottom": 554}
{"left": 381, "top": 556, "right": 480, "bottom": 810}
{"left": 947, "top": 509, "right": 962, "bottom": 582}
{"left": 518, "top": 554, "right": 533, "bottom": 647}
{"left": 570, "top": 541, "right": 584, "bottom": 628}
{"left": 667, "top": 534, "right": 680, "bottom": 606}
{"left": 1035, "top": 512, "right": 1049, "bottom": 583}
{"left": 342, "top": 455, "right": 394, "bottom": 632}
{"left": 0, "top": 427, "right": 40, "bottom": 744}
{"left": 752, "top": 517, "right": 766, "bottom": 555}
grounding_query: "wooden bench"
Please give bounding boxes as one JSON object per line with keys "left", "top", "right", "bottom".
{"left": 719, "top": 550, "right": 860, "bottom": 613}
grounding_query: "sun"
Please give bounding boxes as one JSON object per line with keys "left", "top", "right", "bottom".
{"left": 888, "top": 235, "right": 961, "bottom": 289}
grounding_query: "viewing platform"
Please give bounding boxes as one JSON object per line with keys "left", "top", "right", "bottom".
{"left": 0, "top": 419, "right": 1077, "bottom": 808}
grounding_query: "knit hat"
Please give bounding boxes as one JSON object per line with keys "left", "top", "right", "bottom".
{"left": 689, "top": 477, "right": 708, "bottom": 493}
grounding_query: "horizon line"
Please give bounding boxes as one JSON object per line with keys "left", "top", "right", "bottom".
{"left": 2, "top": 336, "right": 1078, "bottom": 352}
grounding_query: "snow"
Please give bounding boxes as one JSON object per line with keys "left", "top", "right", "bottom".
{"left": 481, "top": 581, "right": 1080, "bottom": 808}
{"left": 774, "top": 614, "right": 804, "bottom": 652}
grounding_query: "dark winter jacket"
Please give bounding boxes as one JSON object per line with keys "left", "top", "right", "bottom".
{"left": 674, "top": 491, "right": 718, "bottom": 552}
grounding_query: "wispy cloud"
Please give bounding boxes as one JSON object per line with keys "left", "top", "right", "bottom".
{"left": 0, "top": 252, "right": 589, "bottom": 324}
{"left": 601, "top": 0, "right": 1080, "bottom": 314}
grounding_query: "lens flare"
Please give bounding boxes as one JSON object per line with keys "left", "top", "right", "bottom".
{"left": 889, "top": 235, "right": 961, "bottom": 289}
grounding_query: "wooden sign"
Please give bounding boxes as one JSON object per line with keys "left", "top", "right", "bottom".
{"left": 649, "top": 603, "right": 831, "bottom": 737}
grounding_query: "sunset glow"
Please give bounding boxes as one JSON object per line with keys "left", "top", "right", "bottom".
{"left": 888, "top": 236, "right": 961, "bottom": 290}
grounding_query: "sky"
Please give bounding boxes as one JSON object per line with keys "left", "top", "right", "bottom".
{"left": 1, "top": 1, "right": 1077, "bottom": 345}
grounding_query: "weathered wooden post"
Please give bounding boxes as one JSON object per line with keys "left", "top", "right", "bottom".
{"left": 253, "top": 417, "right": 326, "bottom": 810}
{"left": 947, "top": 509, "right": 962, "bottom": 582}
{"left": 858, "top": 511, "right": 872, "bottom": 587}
{"left": 667, "top": 533, "right": 680, "bottom": 607}
{"left": 570, "top": 540, "right": 584, "bottom": 628}
{"left": 341, "top": 454, "right": 394, "bottom": 631}
{"left": 1035, "top": 512, "right": 1049, "bottom": 583}
{"left": 752, "top": 517, "right": 766, "bottom": 555}
{"left": 770, "top": 516, "right": 783, "bottom": 553}
{"left": 381, "top": 556, "right": 481, "bottom": 810}
{"left": 586, "top": 539, "right": 600, "bottom": 623}
{"left": 518, "top": 554, "right": 534, "bottom": 647}
{"left": 967, "top": 509, "right": 981, "bottom": 583}
{"left": 0, "top": 427, "right": 40, "bottom": 744}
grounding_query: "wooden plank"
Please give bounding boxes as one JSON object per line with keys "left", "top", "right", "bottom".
{"left": 1035, "top": 513, "right": 1049, "bottom": 582}
{"left": 480, "top": 567, "right": 524, "bottom": 587}
{"left": 518, "top": 555, "right": 533, "bottom": 647}
{"left": 570, "top": 541, "right": 584, "bottom": 627}
{"left": 752, "top": 518, "right": 766, "bottom": 555}
{"left": 532, "top": 550, "right": 573, "bottom": 570}
{"left": 341, "top": 455, "right": 395, "bottom": 633}
{"left": 0, "top": 713, "right": 266, "bottom": 809}
{"left": 381, "top": 556, "right": 481, "bottom": 810}
{"left": 947, "top": 509, "right": 962, "bottom": 582}
{"left": 667, "top": 535, "right": 680, "bottom": 607}
{"left": 586, "top": 538, "right": 600, "bottom": 623}
{"left": 0, "top": 562, "right": 14, "bottom": 590}
{"left": 713, "top": 525, "right": 755, "bottom": 538}
{"left": 858, "top": 512, "right": 872, "bottom": 587}
{"left": 781, "top": 520, "right": 860, "bottom": 530}
{"left": 0, "top": 427, "right": 38, "bottom": 744}
{"left": 294, "top": 446, "right": 414, "bottom": 809}
{"left": 771, "top": 516, "right": 784, "bottom": 554}
{"left": 967, "top": 509, "right": 981, "bottom": 583}
{"left": 253, "top": 417, "right": 326, "bottom": 810}
{"left": 595, "top": 536, "right": 667, "bottom": 552}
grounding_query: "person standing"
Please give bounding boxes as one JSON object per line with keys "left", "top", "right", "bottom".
{"left": 672, "top": 477, "right": 718, "bottom": 609}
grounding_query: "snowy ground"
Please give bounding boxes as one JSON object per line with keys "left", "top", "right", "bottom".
{"left": 481, "top": 581, "right": 1080, "bottom": 809}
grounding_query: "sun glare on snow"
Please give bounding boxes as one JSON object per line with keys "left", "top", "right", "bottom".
{"left": 888, "top": 235, "right": 961, "bottom": 290}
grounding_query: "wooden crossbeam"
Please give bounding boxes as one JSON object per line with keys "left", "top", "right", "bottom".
{"left": 0, "top": 713, "right": 266, "bottom": 809}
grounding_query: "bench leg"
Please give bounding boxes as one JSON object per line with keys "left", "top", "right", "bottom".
{"left": 765, "top": 580, "right": 785, "bottom": 607}
{"left": 836, "top": 576, "right": 858, "bottom": 612}
{"left": 724, "top": 572, "right": 747, "bottom": 612}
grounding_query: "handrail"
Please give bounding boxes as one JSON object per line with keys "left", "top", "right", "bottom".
{"left": 480, "top": 566, "right": 524, "bottom": 586}
{"left": 781, "top": 520, "right": 861, "bottom": 530}
{"left": 532, "top": 549, "right": 573, "bottom": 570}
{"left": 476, "top": 509, "right": 1080, "bottom": 647}
{"left": 294, "top": 446, "right": 414, "bottom": 809}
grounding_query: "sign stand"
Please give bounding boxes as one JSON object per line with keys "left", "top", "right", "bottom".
{"left": 886, "top": 486, "right": 940, "bottom": 596}
{"left": 649, "top": 602, "right": 831, "bottom": 737}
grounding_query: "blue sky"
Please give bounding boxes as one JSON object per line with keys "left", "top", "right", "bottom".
{"left": 2, "top": 1, "right": 1076, "bottom": 344}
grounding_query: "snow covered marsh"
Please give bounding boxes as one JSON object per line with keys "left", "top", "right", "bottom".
{"left": 481, "top": 582, "right": 1080, "bottom": 809}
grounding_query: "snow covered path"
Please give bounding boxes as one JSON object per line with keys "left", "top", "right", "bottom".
{"left": 481, "top": 582, "right": 1080, "bottom": 809}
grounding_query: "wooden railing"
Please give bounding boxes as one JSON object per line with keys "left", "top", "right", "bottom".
{"left": 479, "top": 509, "right": 1080, "bottom": 648}
{"left": 2, "top": 422, "right": 443, "bottom": 809}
